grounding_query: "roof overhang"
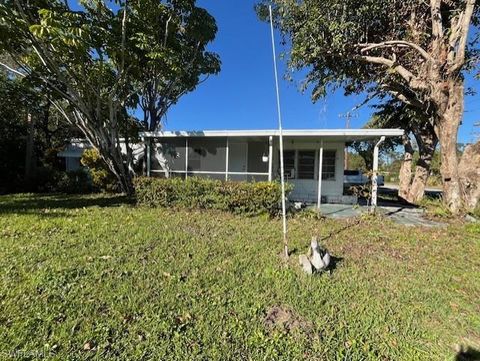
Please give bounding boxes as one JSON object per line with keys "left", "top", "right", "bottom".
{"left": 140, "top": 129, "right": 404, "bottom": 142}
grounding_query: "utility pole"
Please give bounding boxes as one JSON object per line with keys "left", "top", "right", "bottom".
{"left": 339, "top": 112, "right": 358, "bottom": 169}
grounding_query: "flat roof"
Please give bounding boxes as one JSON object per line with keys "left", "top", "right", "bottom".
{"left": 140, "top": 129, "right": 404, "bottom": 141}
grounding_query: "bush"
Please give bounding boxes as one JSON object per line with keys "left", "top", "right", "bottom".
{"left": 22, "top": 166, "right": 59, "bottom": 193}
{"left": 81, "top": 149, "right": 118, "bottom": 192}
{"left": 134, "top": 176, "right": 293, "bottom": 217}
{"left": 419, "top": 197, "right": 452, "bottom": 219}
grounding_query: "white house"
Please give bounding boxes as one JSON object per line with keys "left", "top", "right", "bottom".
{"left": 57, "top": 139, "right": 92, "bottom": 172}
{"left": 140, "top": 129, "right": 404, "bottom": 204}
{"left": 57, "top": 139, "right": 144, "bottom": 172}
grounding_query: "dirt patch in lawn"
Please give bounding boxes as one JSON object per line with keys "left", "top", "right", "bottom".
{"left": 264, "top": 306, "right": 311, "bottom": 334}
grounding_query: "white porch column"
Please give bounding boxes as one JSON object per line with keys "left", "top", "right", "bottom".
{"left": 268, "top": 136, "right": 273, "bottom": 182}
{"left": 146, "top": 139, "right": 151, "bottom": 177}
{"left": 371, "top": 136, "right": 385, "bottom": 212}
{"left": 185, "top": 138, "right": 189, "bottom": 179}
{"left": 317, "top": 140, "right": 324, "bottom": 210}
{"left": 225, "top": 137, "right": 229, "bottom": 181}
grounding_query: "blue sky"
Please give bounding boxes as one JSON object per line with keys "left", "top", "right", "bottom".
{"left": 164, "top": 1, "right": 480, "bottom": 144}
{"left": 69, "top": 0, "right": 479, "bottom": 143}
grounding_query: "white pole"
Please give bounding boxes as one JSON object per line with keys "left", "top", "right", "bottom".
{"left": 225, "top": 137, "right": 229, "bottom": 181}
{"left": 268, "top": 136, "right": 273, "bottom": 182}
{"left": 269, "top": 5, "right": 288, "bottom": 259}
{"left": 185, "top": 138, "right": 189, "bottom": 180}
{"left": 146, "top": 139, "right": 151, "bottom": 177}
{"left": 317, "top": 140, "right": 324, "bottom": 210}
{"left": 371, "top": 136, "right": 385, "bottom": 213}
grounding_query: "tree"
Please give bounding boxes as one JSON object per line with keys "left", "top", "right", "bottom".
{"left": 0, "top": 0, "right": 220, "bottom": 194}
{"left": 367, "top": 101, "right": 438, "bottom": 203}
{"left": 258, "top": 0, "right": 480, "bottom": 213}
{"left": 130, "top": 0, "right": 221, "bottom": 132}
{"left": 0, "top": 66, "right": 79, "bottom": 193}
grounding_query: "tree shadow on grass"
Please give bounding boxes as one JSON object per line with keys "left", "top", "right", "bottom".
{"left": 455, "top": 347, "right": 480, "bottom": 361}
{"left": 0, "top": 193, "right": 133, "bottom": 217}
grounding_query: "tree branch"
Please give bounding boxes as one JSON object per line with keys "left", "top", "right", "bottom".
{"left": 164, "top": 15, "right": 172, "bottom": 47}
{"left": 430, "top": 0, "right": 443, "bottom": 39}
{"left": 450, "top": 0, "right": 476, "bottom": 74}
{"left": 381, "top": 84, "right": 426, "bottom": 111}
{"left": 357, "top": 41, "right": 433, "bottom": 62}
{"left": 0, "top": 62, "right": 26, "bottom": 77}
{"left": 357, "top": 55, "right": 429, "bottom": 91}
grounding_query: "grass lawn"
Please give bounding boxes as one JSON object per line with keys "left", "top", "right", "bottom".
{"left": 0, "top": 194, "right": 479, "bottom": 360}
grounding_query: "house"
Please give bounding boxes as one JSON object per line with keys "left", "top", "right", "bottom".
{"left": 57, "top": 139, "right": 92, "bottom": 172}
{"left": 57, "top": 139, "right": 144, "bottom": 172}
{"left": 140, "top": 129, "right": 404, "bottom": 204}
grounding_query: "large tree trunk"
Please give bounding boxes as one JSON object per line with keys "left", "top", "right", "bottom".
{"left": 407, "top": 123, "right": 438, "bottom": 203}
{"left": 458, "top": 141, "right": 480, "bottom": 211}
{"left": 398, "top": 135, "right": 413, "bottom": 202}
{"left": 435, "top": 81, "right": 464, "bottom": 214}
{"left": 98, "top": 140, "right": 134, "bottom": 196}
{"left": 74, "top": 119, "right": 134, "bottom": 195}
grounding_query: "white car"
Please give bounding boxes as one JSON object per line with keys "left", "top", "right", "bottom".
{"left": 344, "top": 170, "right": 384, "bottom": 187}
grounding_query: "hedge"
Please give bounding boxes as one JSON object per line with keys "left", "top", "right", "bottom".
{"left": 134, "top": 177, "right": 293, "bottom": 217}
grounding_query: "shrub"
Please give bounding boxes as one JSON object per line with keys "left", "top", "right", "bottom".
{"left": 23, "top": 166, "right": 59, "bottom": 193}
{"left": 81, "top": 149, "right": 118, "bottom": 192}
{"left": 134, "top": 176, "right": 293, "bottom": 217}
{"left": 419, "top": 197, "right": 452, "bottom": 219}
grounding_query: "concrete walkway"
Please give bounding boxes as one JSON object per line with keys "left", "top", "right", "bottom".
{"left": 313, "top": 203, "right": 444, "bottom": 227}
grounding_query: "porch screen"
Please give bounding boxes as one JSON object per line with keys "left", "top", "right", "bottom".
{"left": 152, "top": 139, "right": 186, "bottom": 174}
{"left": 283, "top": 151, "right": 295, "bottom": 179}
{"left": 298, "top": 151, "right": 315, "bottom": 179}
{"left": 322, "top": 150, "right": 336, "bottom": 180}
{"left": 187, "top": 138, "right": 227, "bottom": 173}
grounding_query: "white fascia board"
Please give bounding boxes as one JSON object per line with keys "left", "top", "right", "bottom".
{"left": 139, "top": 129, "right": 404, "bottom": 139}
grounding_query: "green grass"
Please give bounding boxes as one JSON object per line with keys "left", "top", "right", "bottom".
{"left": 0, "top": 193, "right": 479, "bottom": 360}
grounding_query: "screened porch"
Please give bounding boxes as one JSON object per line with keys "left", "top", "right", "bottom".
{"left": 146, "top": 136, "right": 273, "bottom": 182}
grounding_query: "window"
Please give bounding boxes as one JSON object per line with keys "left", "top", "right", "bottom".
{"left": 283, "top": 150, "right": 295, "bottom": 179}
{"left": 298, "top": 151, "right": 315, "bottom": 179}
{"left": 322, "top": 150, "right": 336, "bottom": 180}
{"left": 278, "top": 149, "right": 336, "bottom": 180}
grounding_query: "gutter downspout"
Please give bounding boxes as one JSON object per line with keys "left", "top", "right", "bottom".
{"left": 146, "top": 137, "right": 151, "bottom": 177}
{"left": 268, "top": 136, "right": 273, "bottom": 182}
{"left": 371, "top": 136, "right": 385, "bottom": 213}
{"left": 317, "top": 140, "right": 324, "bottom": 210}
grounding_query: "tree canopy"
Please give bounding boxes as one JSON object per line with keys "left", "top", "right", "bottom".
{"left": 258, "top": 1, "right": 479, "bottom": 104}
{"left": 258, "top": 0, "right": 480, "bottom": 212}
{"left": 0, "top": 0, "right": 220, "bottom": 193}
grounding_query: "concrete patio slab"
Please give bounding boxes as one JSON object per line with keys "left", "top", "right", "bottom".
{"left": 309, "top": 203, "right": 444, "bottom": 227}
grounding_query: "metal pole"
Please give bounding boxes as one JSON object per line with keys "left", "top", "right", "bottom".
{"left": 371, "top": 136, "right": 385, "bottom": 213}
{"left": 185, "top": 138, "right": 189, "bottom": 179}
{"left": 225, "top": 137, "right": 229, "bottom": 181}
{"left": 317, "top": 140, "right": 324, "bottom": 210}
{"left": 146, "top": 138, "right": 151, "bottom": 177}
{"left": 269, "top": 5, "right": 288, "bottom": 259}
{"left": 268, "top": 136, "right": 273, "bottom": 182}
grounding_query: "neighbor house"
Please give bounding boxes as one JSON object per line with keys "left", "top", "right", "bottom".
{"left": 57, "top": 139, "right": 92, "bottom": 172}
{"left": 140, "top": 129, "right": 404, "bottom": 204}
{"left": 57, "top": 139, "right": 144, "bottom": 172}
